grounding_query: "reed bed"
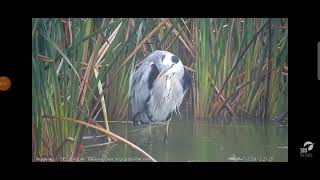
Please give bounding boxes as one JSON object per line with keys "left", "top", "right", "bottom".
{"left": 32, "top": 18, "right": 288, "bottom": 161}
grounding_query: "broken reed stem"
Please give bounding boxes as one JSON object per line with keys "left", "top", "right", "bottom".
{"left": 112, "top": 18, "right": 169, "bottom": 83}
{"left": 42, "top": 115, "right": 157, "bottom": 162}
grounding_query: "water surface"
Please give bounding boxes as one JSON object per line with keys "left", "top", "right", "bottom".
{"left": 82, "top": 116, "right": 288, "bottom": 162}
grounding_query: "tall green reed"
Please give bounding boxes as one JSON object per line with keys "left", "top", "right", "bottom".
{"left": 191, "top": 18, "right": 287, "bottom": 118}
{"left": 32, "top": 18, "right": 288, "bottom": 160}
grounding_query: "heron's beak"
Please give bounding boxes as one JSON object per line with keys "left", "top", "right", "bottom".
{"left": 156, "top": 64, "right": 174, "bottom": 80}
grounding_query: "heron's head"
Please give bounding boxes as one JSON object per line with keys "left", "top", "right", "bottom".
{"left": 157, "top": 51, "right": 184, "bottom": 80}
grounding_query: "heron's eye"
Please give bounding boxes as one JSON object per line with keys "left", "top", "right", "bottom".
{"left": 161, "top": 55, "right": 166, "bottom": 62}
{"left": 171, "top": 55, "right": 179, "bottom": 64}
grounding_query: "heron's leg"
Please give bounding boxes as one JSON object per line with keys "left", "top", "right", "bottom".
{"left": 147, "top": 123, "right": 152, "bottom": 144}
{"left": 163, "top": 118, "right": 171, "bottom": 143}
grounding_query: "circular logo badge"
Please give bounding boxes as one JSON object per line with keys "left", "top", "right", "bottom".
{"left": 0, "top": 76, "right": 11, "bottom": 91}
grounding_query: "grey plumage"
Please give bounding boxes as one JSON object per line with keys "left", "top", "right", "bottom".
{"left": 128, "top": 50, "right": 192, "bottom": 126}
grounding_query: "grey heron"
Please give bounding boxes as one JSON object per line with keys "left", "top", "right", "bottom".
{"left": 128, "top": 50, "right": 192, "bottom": 143}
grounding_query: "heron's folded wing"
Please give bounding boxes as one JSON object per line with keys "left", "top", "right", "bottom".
{"left": 129, "top": 62, "right": 159, "bottom": 122}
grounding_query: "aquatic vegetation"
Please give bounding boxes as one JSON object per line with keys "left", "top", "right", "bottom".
{"left": 32, "top": 18, "right": 288, "bottom": 161}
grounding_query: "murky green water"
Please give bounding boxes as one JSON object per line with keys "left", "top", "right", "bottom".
{"left": 82, "top": 116, "right": 288, "bottom": 162}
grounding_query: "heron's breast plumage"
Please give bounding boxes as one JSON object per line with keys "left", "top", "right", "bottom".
{"left": 147, "top": 75, "right": 184, "bottom": 122}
